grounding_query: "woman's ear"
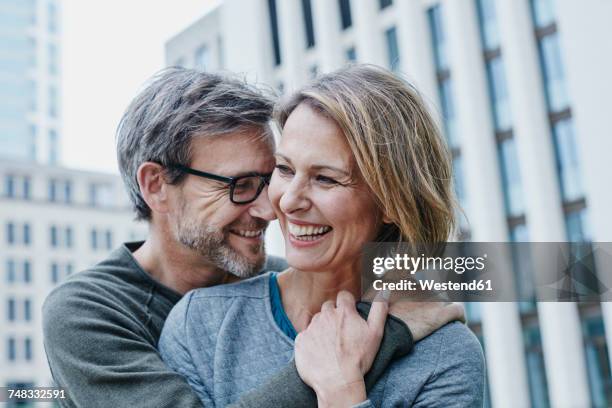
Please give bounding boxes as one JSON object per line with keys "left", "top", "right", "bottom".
{"left": 382, "top": 213, "right": 393, "bottom": 224}
{"left": 136, "top": 162, "right": 170, "bottom": 215}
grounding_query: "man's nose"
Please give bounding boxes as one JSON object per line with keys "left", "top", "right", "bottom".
{"left": 249, "top": 186, "right": 276, "bottom": 221}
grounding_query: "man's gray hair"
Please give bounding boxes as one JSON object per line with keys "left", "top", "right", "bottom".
{"left": 116, "top": 67, "right": 274, "bottom": 221}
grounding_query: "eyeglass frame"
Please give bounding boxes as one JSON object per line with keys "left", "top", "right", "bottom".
{"left": 169, "top": 163, "right": 272, "bottom": 205}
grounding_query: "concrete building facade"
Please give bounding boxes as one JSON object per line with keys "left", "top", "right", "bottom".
{"left": 166, "top": 0, "right": 612, "bottom": 406}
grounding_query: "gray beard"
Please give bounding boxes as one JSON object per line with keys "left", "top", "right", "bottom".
{"left": 176, "top": 220, "right": 266, "bottom": 279}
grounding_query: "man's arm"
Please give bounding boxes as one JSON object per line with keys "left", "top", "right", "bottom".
{"left": 42, "top": 282, "right": 205, "bottom": 408}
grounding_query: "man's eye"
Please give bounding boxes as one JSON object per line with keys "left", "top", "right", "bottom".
{"left": 234, "top": 177, "right": 257, "bottom": 191}
{"left": 275, "top": 165, "right": 294, "bottom": 176}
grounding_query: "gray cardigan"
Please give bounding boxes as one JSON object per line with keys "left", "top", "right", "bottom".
{"left": 159, "top": 273, "right": 485, "bottom": 407}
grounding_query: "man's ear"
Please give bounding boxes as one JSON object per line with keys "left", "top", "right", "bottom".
{"left": 137, "top": 162, "right": 170, "bottom": 215}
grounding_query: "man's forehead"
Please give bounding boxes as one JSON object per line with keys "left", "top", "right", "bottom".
{"left": 189, "top": 131, "right": 275, "bottom": 173}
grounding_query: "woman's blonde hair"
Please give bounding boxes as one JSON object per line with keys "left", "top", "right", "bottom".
{"left": 275, "top": 64, "right": 457, "bottom": 244}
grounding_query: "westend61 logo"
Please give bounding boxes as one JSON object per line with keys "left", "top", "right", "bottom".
{"left": 361, "top": 242, "right": 612, "bottom": 302}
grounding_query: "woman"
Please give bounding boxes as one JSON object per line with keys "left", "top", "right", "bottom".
{"left": 160, "top": 64, "right": 485, "bottom": 407}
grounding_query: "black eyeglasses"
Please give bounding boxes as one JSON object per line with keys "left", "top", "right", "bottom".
{"left": 170, "top": 164, "right": 272, "bottom": 205}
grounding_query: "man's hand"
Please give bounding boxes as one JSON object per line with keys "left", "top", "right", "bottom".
{"left": 389, "top": 301, "right": 466, "bottom": 341}
{"left": 294, "top": 291, "right": 388, "bottom": 408}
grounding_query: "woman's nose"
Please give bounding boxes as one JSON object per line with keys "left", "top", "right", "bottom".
{"left": 279, "top": 178, "right": 311, "bottom": 215}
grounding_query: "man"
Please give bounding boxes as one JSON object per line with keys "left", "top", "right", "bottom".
{"left": 42, "top": 68, "right": 463, "bottom": 407}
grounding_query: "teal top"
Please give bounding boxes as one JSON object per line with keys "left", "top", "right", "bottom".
{"left": 269, "top": 273, "right": 298, "bottom": 340}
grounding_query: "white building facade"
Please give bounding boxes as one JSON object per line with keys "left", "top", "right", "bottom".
{"left": 166, "top": 0, "right": 612, "bottom": 406}
{"left": 0, "top": 159, "right": 146, "bottom": 401}
{"left": 0, "top": 0, "right": 62, "bottom": 165}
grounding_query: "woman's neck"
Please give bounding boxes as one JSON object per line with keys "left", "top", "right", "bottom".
{"left": 277, "top": 265, "right": 361, "bottom": 332}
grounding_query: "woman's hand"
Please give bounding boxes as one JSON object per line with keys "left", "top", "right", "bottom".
{"left": 294, "top": 290, "right": 388, "bottom": 407}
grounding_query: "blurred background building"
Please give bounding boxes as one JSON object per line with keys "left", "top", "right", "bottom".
{"left": 167, "top": 0, "right": 612, "bottom": 407}
{"left": 1, "top": 0, "right": 146, "bottom": 401}
{"left": 0, "top": 0, "right": 61, "bottom": 164}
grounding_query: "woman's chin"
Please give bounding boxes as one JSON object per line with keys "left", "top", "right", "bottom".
{"left": 285, "top": 253, "right": 327, "bottom": 272}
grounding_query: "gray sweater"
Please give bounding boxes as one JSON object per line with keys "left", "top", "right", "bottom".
{"left": 159, "top": 273, "right": 485, "bottom": 407}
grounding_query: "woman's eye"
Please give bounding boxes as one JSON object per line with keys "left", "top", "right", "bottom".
{"left": 316, "top": 175, "right": 339, "bottom": 185}
{"left": 275, "top": 164, "right": 294, "bottom": 176}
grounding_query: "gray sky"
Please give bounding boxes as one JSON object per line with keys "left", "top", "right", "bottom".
{"left": 61, "top": 0, "right": 218, "bottom": 173}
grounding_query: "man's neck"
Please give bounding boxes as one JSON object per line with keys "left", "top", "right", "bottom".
{"left": 132, "top": 229, "right": 229, "bottom": 295}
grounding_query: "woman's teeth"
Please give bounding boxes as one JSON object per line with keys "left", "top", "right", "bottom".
{"left": 288, "top": 223, "right": 332, "bottom": 239}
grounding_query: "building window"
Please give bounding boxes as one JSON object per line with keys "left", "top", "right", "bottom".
{"left": 23, "top": 260, "right": 31, "bottom": 283}
{"left": 301, "top": 0, "right": 316, "bottom": 48}
{"left": 553, "top": 118, "right": 583, "bottom": 202}
{"left": 48, "top": 179, "right": 72, "bottom": 203}
{"left": 23, "top": 176, "right": 31, "bottom": 199}
{"left": 379, "top": 0, "right": 393, "bottom": 10}
{"left": 8, "top": 337, "right": 16, "bottom": 361}
{"left": 48, "top": 42, "right": 58, "bottom": 75}
{"left": 49, "top": 129, "right": 58, "bottom": 164}
{"left": 338, "top": 0, "right": 352, "bottom": 29}
{"left": 24, "top": 299, "right": 32, "bottom": 321}
{"left": 65, "top": 226, "right": 73, "bottom": 248}
{"left": 48, "top": 1, "right": 58, "bottom": 33}
{"left": 91, "top": 229, "right": 98, "bottom": 250}
{"left": 439, "top": 78, "right": 458, "bottom": 148}
{"left": 194, "top": 46, "right": 209, "bottom": 71}
{"left": 538, "top": 33, "right": 569, "bottom": 113}
{"left": 50, "top": 262, "right": 73, "bottom": 284}
{"left": 5, "top": 175, "right": 14, "bottom": 197}
{"left": 6, "top": 260, "right": 16, "bottom": 283}
{"left": 346, "top": 47, "right": 356, "bottom": 62}
{"left": 8, "top": 298, "right": 16, "bottom": 321}
{"left": 428, "top": 5, "right": 448, "bottom": 71}
{"left": 105, "top": 230, "right": 113, "bottom": 250}
{"left": 531, "top": 0, "right": 555, "bottom": 29}
{"left": 23, "top": 223, "right": 31, "bottom": 245}
{"left": 51, "top": 262, "right": 59, "bottom": 283}
{"left": 49, "top": 85, "right": 58, "bottom": 117}
{"left": 510, "top": 225, "right": 536, "bottom": 313}
{"left": 453, "top": 156, "right": 469, "bottom": 230}
{"left": 267, "top": 0, "right": 282, "bottom": 66}
{"left": 475, "top": 0, "right": 500, "bottom": 50}
{"left": 89, "top": 183, "right": 114, "bottom": 207}
{"left": 582, "top": 315, "right": 612, "bottom": 405}
{"left": 565, "top": 207, "right": 591, "bottom": 242}
{"left": 7, "top": 222, "right": 15, "bottom": 244}
{"left": 485, "top": 57, "right": 511, "bottom": 132}
{"left": 498, "top": 138, "right": 524, "bottom": 216}
{"left": 523, "top": 325, "right": 551, "bottom": 407}
{"left": 385, "top": 26, "right": 400, "bottom": 73}
{"left": 50, "top": 225, "right": 58, "bottom": 247}
{"left": 24, "top": 337, "right": 33, "bottom": 361}
{"left": 4, "top": 175, "right": 32, "bottom": 199}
